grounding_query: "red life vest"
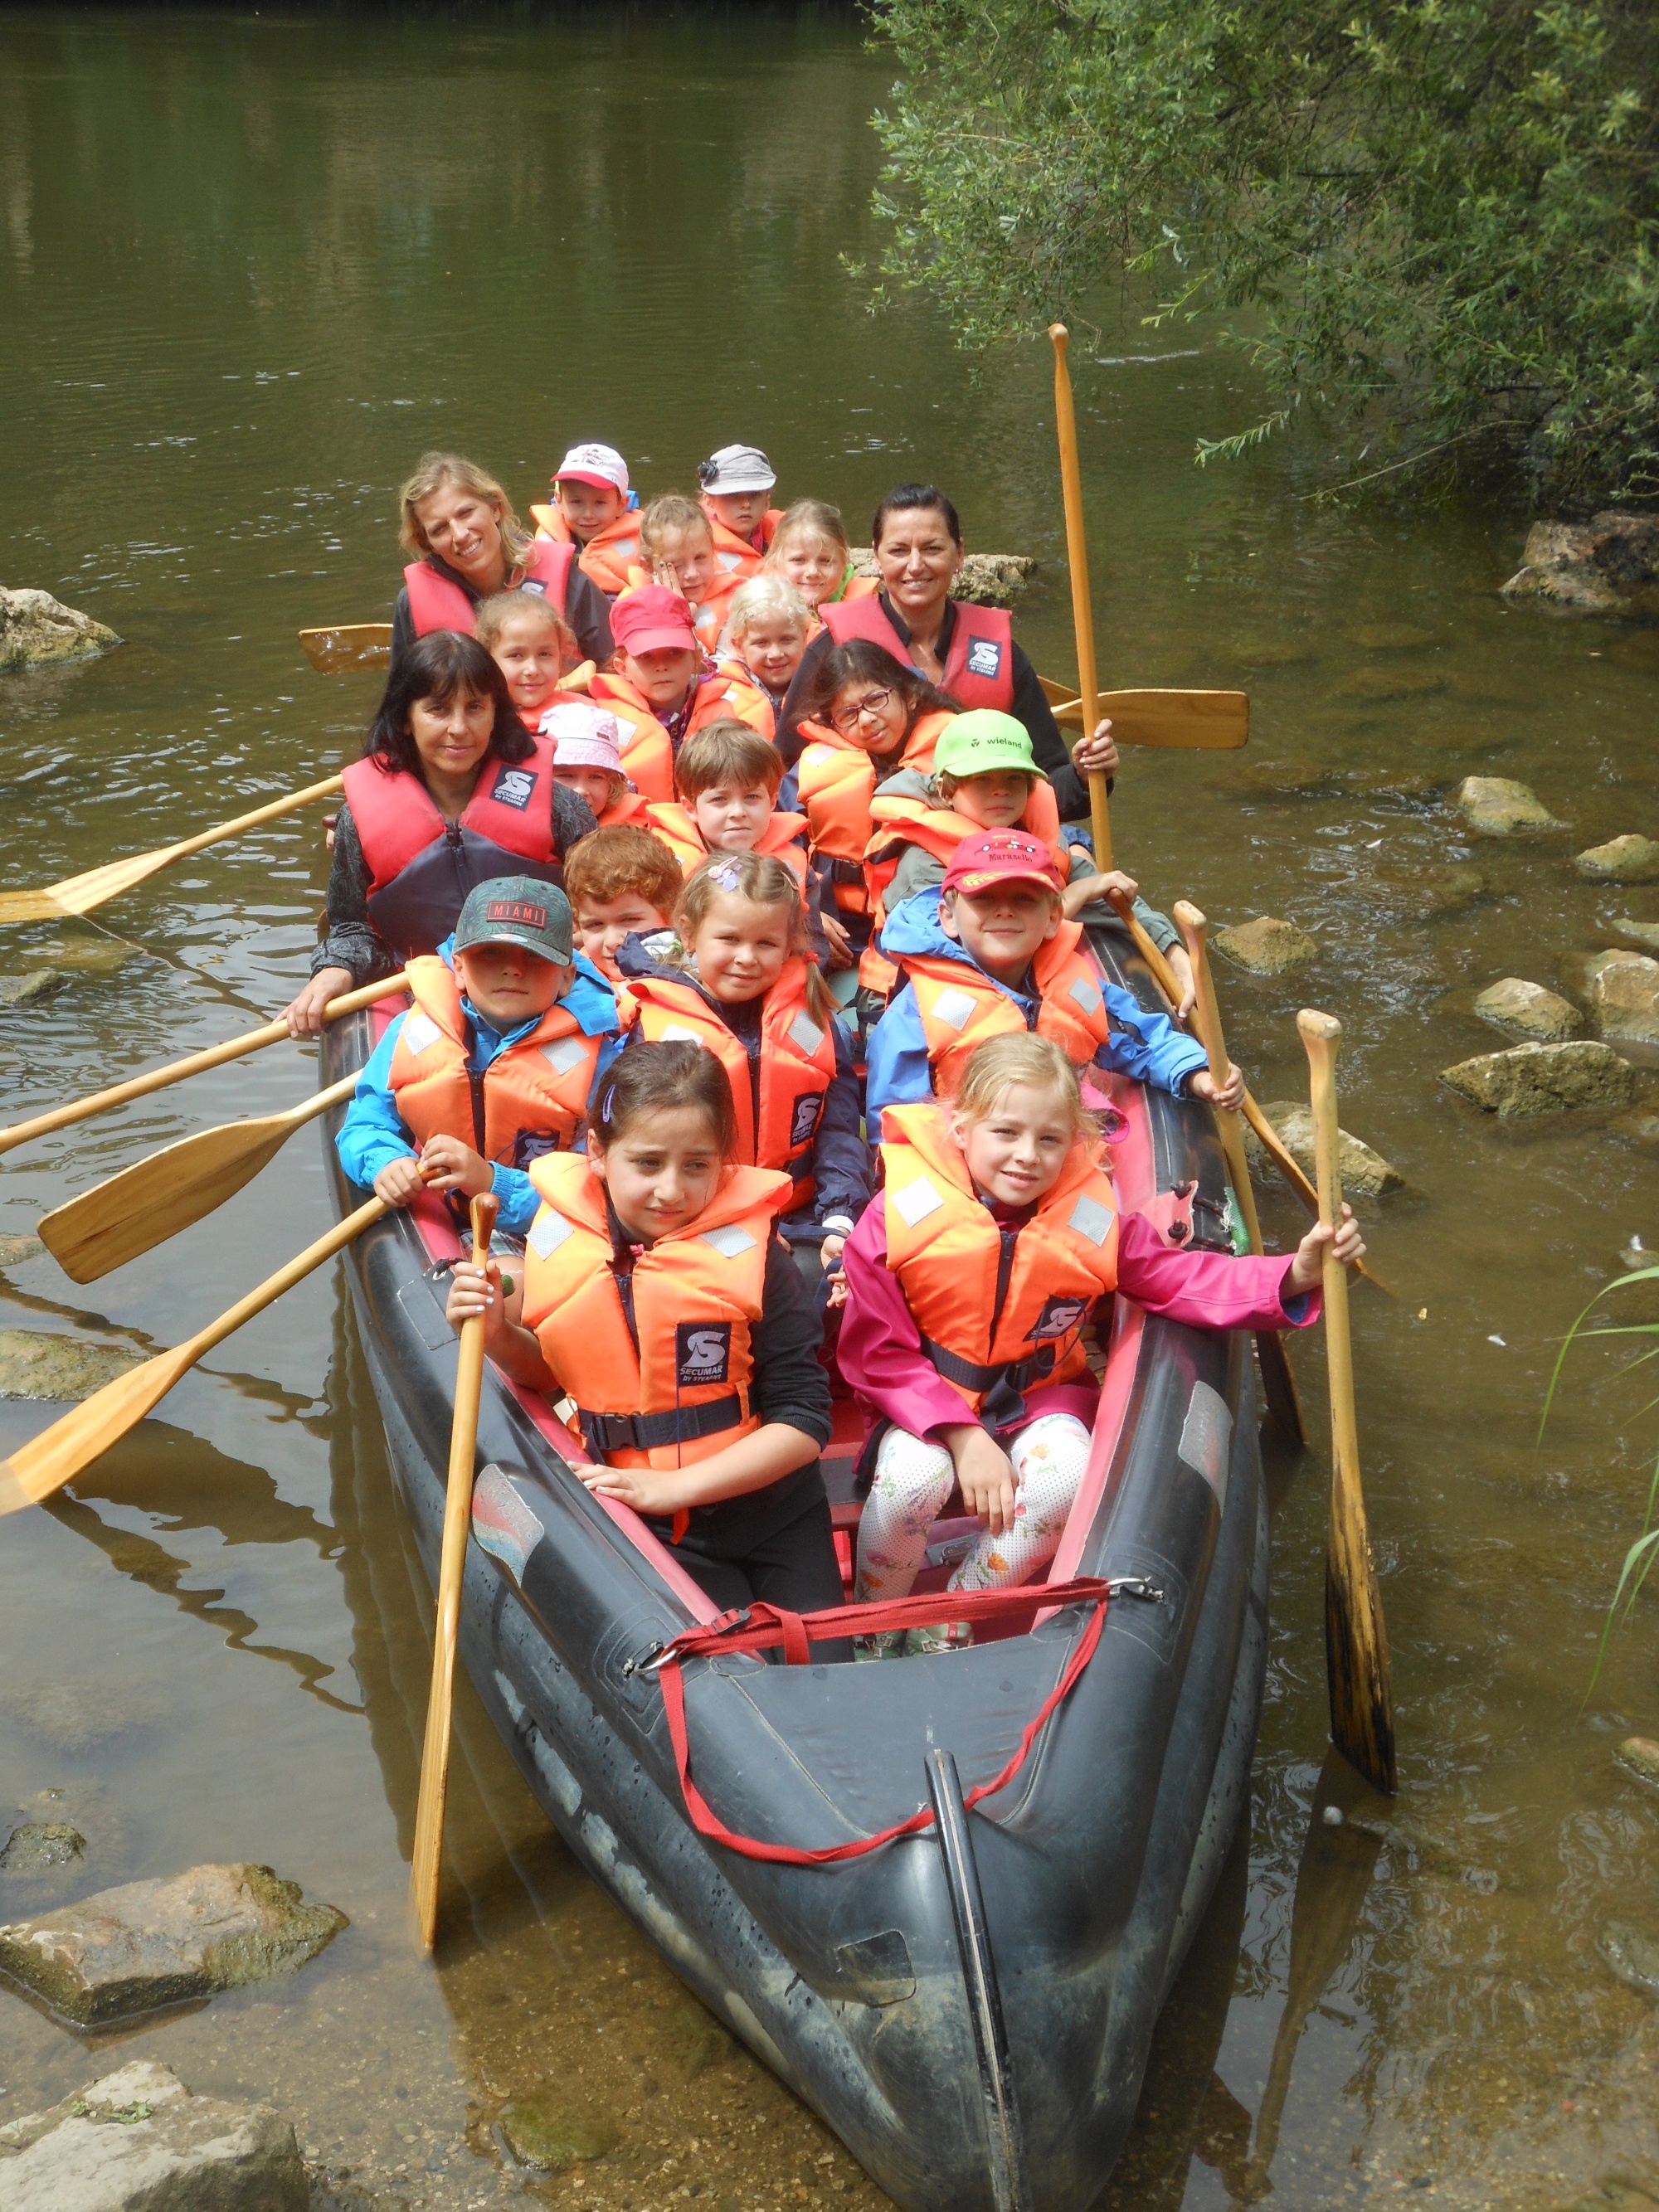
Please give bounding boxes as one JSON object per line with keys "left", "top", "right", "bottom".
{"left": 795, "top": 710, "right": 956, "bottom": 916}
{"left": 642, "top": 802, "right": 809, "bottom": 884}
{"left": 865, "top": 778, "right": 1064, "bottom": 933}
{"left": 878, "top": 1101, "right": 1118, "bottom": 1421}
{"left": 402, "top": 538, "right": 574, "bottom": 639}
{"left": 617, "top": 959, "right": 838, "bottom": 1209}
{"left": 387, "top": 955, "right": 602, "bottom": 1163}
{"left": 893, "top": 919, "right": 1112, "bottom": 1098}
{"left": 341, "top": 733, "right": 561, "bottom": 957}
{"left": 820, "top": 595, "right": 1016, "bottom": 713}
{"left": 522, "top": 1153, "right": 791, "bottom": 1477}
{"left": 591, "top": 670, "right": 771, "bottom": 805}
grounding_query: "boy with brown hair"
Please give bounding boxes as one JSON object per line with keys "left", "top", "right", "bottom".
{"left": 645, "top": 719, "right": 809, "bottom": 881}
{"left": 563, "top": 822, "right": 684, "bottom": 980}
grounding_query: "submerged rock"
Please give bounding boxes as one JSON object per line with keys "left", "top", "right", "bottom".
{"left": 0, "top": 1861, "right": 347, "bottom": 2027}
{"left": 1384, "top": 860, "right": 1486, "bottom": 917}
{"left": 1347, "top": 620, "right": 1437, "bottom": 651}
{"left": 0, "top": 587, "right": 123, "bottom": 673}
{"left": 1337, "top": 664, "right": 1447, "bottom": 704}
{"left": 2, "top": 1680, "right": 161, "bottom": 1754}
{"left": 1615, "top": 1736, "right": 1659, "bottom": 1789}
{"left": 1241, "top": 1102, "right": 1404, "bottom": 1197}
{"left": 1441, "top": 1039, "right": 1635, "bottom": 1117}
{"left": 847, "top": 547, "right": 1034, "bottom": 609}
{"left": 0, "top": 1235, "right": 46, "bottom": 1271}
{"left": 1586, "top": 950, "right": 1659, "bottom": 1047}
{"left": 1457, "top": 775, "right": 1562, "bottom": 834}
{"left": 496, "top": 2094, "right": 619, "bottom": 2173}
{"left": 1212, "top": 916, "right": 1319, "bottom": 975}
{"left": 1609, "top": 917, "right": 1659, "bottom": 956}
{"left": 0, "top": 970, "right": 69, "bottom": 1009}
{"left": 0, "top": 2059, "right": 304, "bottom": 2210}
{"left": 1501, "top": 511, "right": 1659, "bottom": 617}
{"left": 1473, "top": 978, "right": 1583, "bottom": 1042}
{"left": 1611, "top": 1108, "right": 1659, "bottom": 1155}
{"left": 0, "top": 1330, "right": 144, "bottom": 1403}
{"left": 1600, "top": 1921, "right": 1659, "bottom": 2000}
{"left": 1578, "top": 835, "right": 1659, "bottom": 885}
{"left": 0, "top": 1824, "right": 85, "bottom": 1874}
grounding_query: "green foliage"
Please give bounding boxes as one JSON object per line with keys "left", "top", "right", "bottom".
{"left": 866, "top": 0, "right": 1659, "bottom": 503}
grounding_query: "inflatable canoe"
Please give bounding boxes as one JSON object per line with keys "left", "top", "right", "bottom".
{"left": 319, "top": 916, "right": 1267, "bottom": 2212}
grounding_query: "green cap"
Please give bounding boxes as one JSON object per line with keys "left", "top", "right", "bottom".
{"left": 454, "top": 876, "right": 573, "bottom": 963}
{"left": 933, "top": 710, "right": 1046, "bottom": 782}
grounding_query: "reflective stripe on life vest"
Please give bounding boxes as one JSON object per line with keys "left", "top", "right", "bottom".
{"left": 522, "top": 1152, "right": 791, "bottom": 1471}
{"left": 388, "top": 955, "right": 600, "bottom": 1164}
{"left": 641, "top": 803, "right": 809, "bottom": 885}
{"left": 591, "top": 670, "right": 772, "bottom": 805}
{"left": 795, "top": 711, "right": 956, "bottom": 916}
{"left": 865, "top": 780, "right": 1063, "bottom": 935}
{"left": 820, "top": 595, "right": 1015, "bottom": 714}
{"left": 878, "top": 1101, "right": 1117, "bottom": 1419}
{"left": 616, "top": 961, "right": 837, "bottom": 1207}
{"left": 403, "top": 538, "right": 575, "bottom": 638}
{"left": 896, "top": 920, "right": 1111, "bottom": 1098}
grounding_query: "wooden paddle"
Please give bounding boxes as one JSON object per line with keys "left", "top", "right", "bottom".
{"left": 299, "top": 625, "right": 393, "bottom": 674}
{"left": 1298, "top": 1010, "right": 1396, "bottom": 1796}
{"left": 1048, "top": 323, "right": 1112, "bottom": 872}
{"left": 1174, "top": 902, "right": 1306, "bottom": 1447}
{"left": 411, "top": 1189, "right": 498, "bottom": 1952}
{"left": 0, "top": 1195, "right": 390, "bottom": 1516}
{"left": 38, "top": 1074, "right": 361, "bottom": 1284}
{"left": 0, "top": 775, "right": 344, "bottom": 926}
{"left": 0, "top": 972, "right": 406, "bottom": 1159}
{"left": 1038, "top": 679, "right": 1249, "bottom": 751}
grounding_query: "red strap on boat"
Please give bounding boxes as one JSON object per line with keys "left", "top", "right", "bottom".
{"left": 652, "top": 1577, "right": 1114, "bottom": 1865}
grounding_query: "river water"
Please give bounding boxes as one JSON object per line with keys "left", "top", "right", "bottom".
{"left": 2, "top": 8, "right": 1659, "bottom": 2210}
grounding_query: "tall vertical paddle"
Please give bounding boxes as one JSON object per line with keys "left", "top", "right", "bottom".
{"left": 410, "top": 1189, "right": 499, "bottom": 1952}
{"left": 1048, "top": 323, "right": 1111, "bottom": 872}
{"left": 1297, "top": 1011, "right": 1396, "bottom": 1795}
{"left": 1174, "top": 902, "right": 1306, "bottom": 1448}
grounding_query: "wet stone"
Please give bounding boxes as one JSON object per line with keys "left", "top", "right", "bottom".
{"left": 1473, "top": 978, "right": 1583, "bottom": 1042}
{"left": 2, "top": 1681, "right": 160, "bottom": 1753}
{"left": 1457, "top": 775, "right": 1562, "bottom": 834}
{"left": 1611, "top": 1108, "right": 1659, "bottom": 1154}
{"left": 1615, "top": 1736, "right": 1659, "bottom": 1788}
{"left": 1384, "top": 861, "right": 1486, "bottom": 916}
{"left": 1578, "top": 835, "right": 1659, "bottom": 885}
{"left": 1440, "top": 1039, "right": 1636, "bottom": 1117}
{"left": 1600, "top": 1922, "right": 1659, "bottom": 2001}
{"left": 0, "top": 2058, "right": 304, "bottom": 2211}
{"left": 1609, "top": 916, "right": 1659, "bottom": 955}
{"left": 0, "top": 970, "right": 69, "bottom": 1009}
{"left": 1501, "top": 509, "right": 1659, "bottom": 617}
{"left": 1212, "top": 916, "right": 1319, "bottom": 975}
{"left": 0, "top": 1235, "right": 45, "bottom": 1270}
{"left": 1586, "top": 951, "right": 1659, "bottom": 1047}
{"left": 0, "top": 1330, "right": 144, "bottom": 1402}
{"left": 0, "top": 1861, "right": 348, "bottom": 2027}
{"left": 496, "top": 2095, "right": 619, "bottom": 2172}
{"left": 0, "top": 586, "right": 123, "bottom": 672}
{"left": 1, "top": 1824, "right": 85, "bottom": 1874}
{"left": 1242, "top": 1102, "right": 1404, "bottom": 1197}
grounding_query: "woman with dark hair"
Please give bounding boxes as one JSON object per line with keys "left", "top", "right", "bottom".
{"left": 283, "top": 630, "right": 596, "bottom": 1036}
{"left": 776, "top": 482, "right": 1116, "bottom": 821}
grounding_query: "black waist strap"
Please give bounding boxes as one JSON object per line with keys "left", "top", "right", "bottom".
{"left": 578, "top": 1394, "right": 746, "bottom": 1456}
{"left": 918, "top": 1335, "right": 1054, "bottom": 1395}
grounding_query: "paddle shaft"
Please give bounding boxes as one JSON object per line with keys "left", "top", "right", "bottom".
{"left": 0, "top": 1195, "right": 389, "bottom": 1515}
{"left": 0, "top": 972, "right": 406, "bottom": 1158}
{"left": 1299, "top": 1010, "right": 1396, "bottom": 1796}
{"left": 411, "top": 1189, "right": 499, "bottom": 1951}
{"left": 1049, "top": 323, "right": 1111, "bottom": 873}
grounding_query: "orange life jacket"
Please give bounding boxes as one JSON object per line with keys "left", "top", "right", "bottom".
{"left": 820, "top": 595, "right": 1015, "bottom": 714}
{"left": 595, "top": 787, "right": 652, "bottom": 829}
{"left": 642, "top": 802, "right": 809, "bottom": 884}
{"left": 387, "top": 956, "right": 602, "bottom": 1161}
{"left": 864, "top": 778, "right": 1064, "bottom": 934}
{"left": 340, "top": 735, "right": 561, "bottom": 956}
{"left": 616, "top": 959, "right": 838, "bottom": 1208}
{"left": 893, "top": 919, "right": 1112, "bottom": 1098}
{"left": 715, "top": 658, "right": 782, "bottom": 741}
{"left": 529, "top": 503, "right": 641, "bottom": 599}
{"left": 590, "top": 670, "right": 771, "bottom": 805}
{"left": 878, "top": 1101, "right": 1118, "bottom": 1420}
{"left": 704, "top": 513, "right": 779, "bottom": 585}
{"left": 403, "top": 539, "right": 573, "bottom": 639}
{"left": 513, "top": 662, "right": 601, "bottom": 733}
{"left": 795, "top": 710, "right": 957, "bottom": 916}
{"left": 522, "top": 1152, "right": 791, "bottom": 1476}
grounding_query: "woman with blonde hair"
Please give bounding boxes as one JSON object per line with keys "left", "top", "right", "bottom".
{"left": 391, "top": 450, "right": 613, "bottom": 676}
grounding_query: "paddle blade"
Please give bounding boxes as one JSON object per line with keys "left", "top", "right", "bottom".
{"left": 299, "top": 625, "right": 392, "bottom": 673}
{"left": 0, "top": 1341, "right": 198, "bottom": 1514}
{"left": 1048, "top": 687, "right": 1249, "bottom": 749}
{"left": 0, "top": 851, "right": 170, "bottom": 925}
{"left": 38, "top": 1116, "right": 295, "bottom": 1283}
{"left": 1326, "top": 1524, "right": 1397, "bottom": 1796}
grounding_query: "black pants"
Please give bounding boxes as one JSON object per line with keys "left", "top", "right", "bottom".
{"left": 664, "top": 1485, "right": 852, "bottom": 1663}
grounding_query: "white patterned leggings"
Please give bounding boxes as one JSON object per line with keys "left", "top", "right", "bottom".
{"left": 854, "top": 1412, "right": 1093, "bottom": 1603}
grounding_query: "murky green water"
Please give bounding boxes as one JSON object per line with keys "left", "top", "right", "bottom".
{"left": 3, "top": 7, "right": 1659, "bottom": 2209}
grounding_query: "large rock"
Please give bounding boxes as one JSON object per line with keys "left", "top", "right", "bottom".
{"left": 1441, "top": 1039, "right": 1635, "bottom": 1117}
{"left": 1501, "top": 511, "right": 1659, "bottom": 617}
{"left": 1472, "top": 977, "right": 1583, "bottom": 1041}
{"left": 1456, "top": 775, "right": 1562, "bottom": 834}
{"left": 0, "top": 1331, "right": 144, "bottom": 1403}
{"left": 1211, "top": 916, "right": 1318, "bottom": 975}
{"left": 0, "top": 1862, "right": 347, "bottom": 2027}
{"left": 1241, "top": 1102, "right": 1404, "bottom": 1197}
{"left": 0, "top": 589, "right": 122, "bottom": 674}
{"left": 1577, "top": 834, "right": 1659, "bottom": 884}
{"left": 848, "top": 547, "right": 1034, "bottom": 609}
{"left": 1586, "top": 950, "right": 1659, "bottom": 1046}
{"left": 0, "top": 2059, "right": 304, "bottom": 2212}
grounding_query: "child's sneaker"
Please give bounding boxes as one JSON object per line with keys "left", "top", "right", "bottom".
{"left": 903, "top": 1619, "right": 974, "bottom": 1657}
{"left": 853, "top": 1631, "right": 904, "bottom": 1663}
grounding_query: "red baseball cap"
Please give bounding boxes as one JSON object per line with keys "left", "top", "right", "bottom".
{"left": 611, "top": 586, "right": 699, "bottom": 658}
{"left": 942, "top": 829, "right": 1065, "bottom": 897}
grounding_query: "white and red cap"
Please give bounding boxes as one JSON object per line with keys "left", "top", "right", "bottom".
{"left": 541, "top": 698, "right": 624, "bottom": 775}
{"left": 554, "top": 442, "right": 630, "bottom": 493}
{"left": 943, "top": 829, "right": 1065, "bottom": 897}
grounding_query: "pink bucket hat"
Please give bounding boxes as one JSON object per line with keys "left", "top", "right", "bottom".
{"left": 541, "top": 698, "right": 625, "bottom": 775}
